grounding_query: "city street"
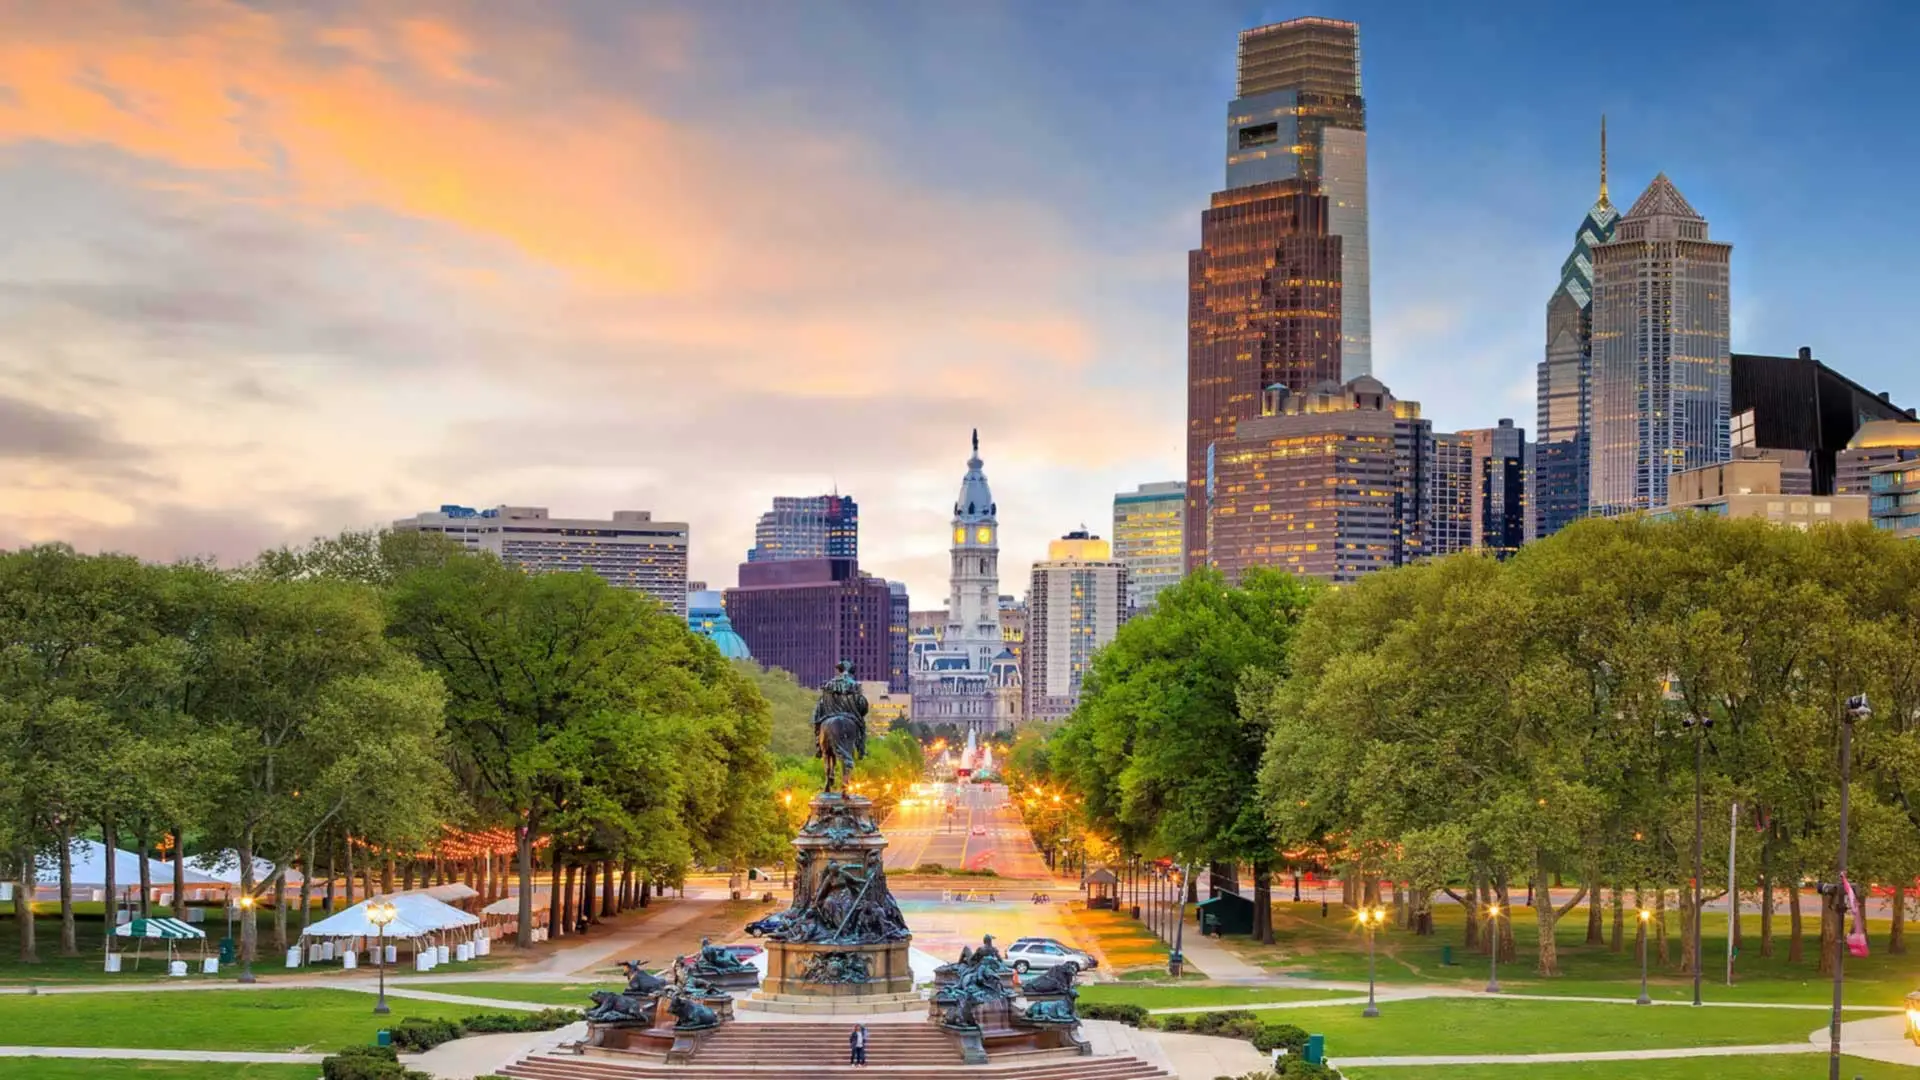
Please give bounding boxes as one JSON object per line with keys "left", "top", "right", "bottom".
{"left": 881, "top": 780, "right": 1056, "bottom": 881}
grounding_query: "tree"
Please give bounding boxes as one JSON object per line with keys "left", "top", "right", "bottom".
{"left": 734, "top": 661, "right": 817, "bottom": 758}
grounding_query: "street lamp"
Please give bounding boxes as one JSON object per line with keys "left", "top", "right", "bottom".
{"left": 1359, "top": 907, "right": 1384, "bottom": 1017}
{"left": 237, "top": 894, "right": 256, "bottom": 984}
{"left": 1828, "top": 693, "right": 1871, "bottom": 1080}
{"left": 1636, "top": 909, "right": 1653, "bottom": 1005}
{"left": 1664, "top": 673, "right": 1711, "bottom": 1008}
{"left": 368, "top": 898, "right": 396, "bottom": 1015}
{"left": 1484, "top": 904, "right": 1502, "bottom": 994}
{"left": 1169, "top": 863, "right": 1192, "bottom": 978}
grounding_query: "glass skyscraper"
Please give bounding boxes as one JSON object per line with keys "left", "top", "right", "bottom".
{"left": 1588, "top": 175, "right": 1732, "bottom": 516}
{"left": 747, "top": 494, "right": 858, "bottom": 563}
{"left": 1111, "top": 481, "right": 1185, "bottom": 612}
{"left": 1535, "top": 120, "right": 1618, "bottom": 539}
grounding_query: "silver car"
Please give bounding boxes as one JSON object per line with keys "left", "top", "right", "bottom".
{"left": 1005, "top": 938, "right": 1096, "bottom": 974}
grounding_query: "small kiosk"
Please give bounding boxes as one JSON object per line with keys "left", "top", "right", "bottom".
{"left": 1084, "top": 868, "right": 1119, "bottom": 911}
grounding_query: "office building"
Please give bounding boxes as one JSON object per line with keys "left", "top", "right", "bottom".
{"left": 1588, "top": 174, "right": 1732, "bottom": 516}
{"left": 1025, "top": 532, "right": 1129, "bottom": 723}
{"left": 887, "top": 582, "right": 910, "bottom": 696}
{"left": 1658, "top": 451, "right": 1867, "bottom": 529}
{"left": 747, "top": 494, "right": 858, "bottom": 563}
{"left": 1461, "top": 419, "right": 1529, "bottom": 559}
{"left": 394, "top": 504, "right": 689, "bottom": 616}
{"left": 1111, "top": 482, "right": 1185, "bottom": 612}
{"left": 909, "top": 432, "right": 1019, "bottom": 735}
{"left": 1536, "top": 119, "right": 1619, "bottom": 539}
{"left": 723, "top": 557, "right": 893, "bottom": 690}
{"left": 686, "top": 590, "right": 752, "bottom": 660}
{"left": 1869, "top": 458, "right": 1920, "bottom": 538}
{"left": 1837, "top": 421, "right": 1920, "bottom": 496}
{"left": 1426, "top": 433, "right": 1475, "bottom": 558}
{"left": 998, "top": 597, "right": 1028, "bottom": 720}
{"left": 1232, "top": 18, "right": 1370, "bottom": 380}
{"left": 1729, "top": 348, "right": 1915, "bottom": 495}
{"left": 1206, "top": 377, "right": 1432, "bottom": 583}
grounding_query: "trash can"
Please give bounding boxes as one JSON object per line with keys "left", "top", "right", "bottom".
{"left": 1442, "top": 945, "right": 1453, "bottom": 966}
{"left": 219, "top": 938, "right": 236, "bottom": 965}
{"left": 1304, "top": 1034, "right": 1325, "bottom": 1065}
{"left": 376, "top": 1030, "right": 392, "bottom": 1048}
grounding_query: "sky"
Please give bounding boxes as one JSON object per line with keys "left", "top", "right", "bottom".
{"left": 4, "top": 0, "right": 1917, "bottom": 605}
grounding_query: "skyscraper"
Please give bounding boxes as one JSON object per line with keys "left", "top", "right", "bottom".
{"left": 1460, "top": 419, "right": 1530, "bottom": 559}
{"left": 1111, "top": 481, "right": 1185, "bottom": 612}
{"left": 394, "top": 505, "right": 689, "bottom": 617}
{"left": 1025, "top": 532, "right": 1128, "bottom": 723}
{"left": 724, "top": 558, "right": 892, "bottom": 690}
{"left": 1588, "top": 174, "right": 1732, "bottom": 516}
{"left": 1426, "top": 434, "right": 1475, "bottom": 558}
{"left": 1232, "top": 18, "right": 1371, "bottom": 381}
{"left": 1535, "top": 119, "right": 1618, "bottom": 539}
{"left": 747, "top": 494, "right": 858, "bottom": 563}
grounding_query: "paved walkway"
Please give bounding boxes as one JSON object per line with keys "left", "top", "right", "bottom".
{"left": 1333, "top": 1042, "right": 1820, "bottom": 1067}
{"left": 1810, "top": 1014, "right": 1920, "bottom": 1067}
{"left": 532, "top": 899, "right": 712, "bottom": 975}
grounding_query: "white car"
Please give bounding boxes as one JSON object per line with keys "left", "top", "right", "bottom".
{"left": 1005, "top": 938, "right": 1096, "bottom": 974}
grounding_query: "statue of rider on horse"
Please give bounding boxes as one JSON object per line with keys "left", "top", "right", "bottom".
{"left": 812, "top": 660, "right": 869, "bottom": 795}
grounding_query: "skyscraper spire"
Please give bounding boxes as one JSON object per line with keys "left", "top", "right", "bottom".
{"left": 1599, "top": 114, "right": 1609, "bottom": 205}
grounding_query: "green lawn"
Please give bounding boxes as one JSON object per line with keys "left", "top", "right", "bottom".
{"left": 1079, "top": 984, "right": 1356, "bottom": 1009}
{"left": 0, "top": 1062, "right": 318, "bottom": 1080}
{"left": 1214, "top": 902, "right": 1920, "bottom": 1008}
{"left": 404, "top": 979, "right": 602, "bottom": 1006}
{"left": 1268, "top": 998, "right": 1873, "bottom": 1058}
{"left": 1341, "top": 1055, "right": 1911, "bottom": 1080}
{"left": 0, "top": 988, "right": 474, "bottom": 1053}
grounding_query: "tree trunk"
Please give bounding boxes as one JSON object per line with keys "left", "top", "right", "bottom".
{"left": 1891, "top": 884, "right": 1907, "bottom": 955}
{"left": 102, "top": 818, "right": 118, "bottom": 931}
{"left": 618, "top": 863, "right": 632, "bottom": 911}
{"left": 1494, "top": 879, "right": 1515, "bottom": 963}
{"left": 1654, "top": 888, "right": 1670, "bottom": 966}
{"left": 515, "top": 815, "right": 535, "bottom": 948}
{"left": 641, "top": 877, "right": 651, "bottom": 908}
{"left": 601, "top": 862, "right": 617, "bottom": 918}
{"left": 548, "top": 843, "right": 566, "bottom": 938}
{"left": 581, "top": 860, "right": 597, "bottom": 926}
{"left": 1532, "top": 852, "right": 1559, "bottom": 976}
{"left": 560, "top": 862, "right": 577, "bottom": 933}
{"left": 57, "top": 820, "right": 77, "bottom": 956}
{"left": 1609, "top": 885, "right": 1624, "bottom": 953}
{"left": 14, "top": 847, "right": 38, "bottom": 963}
{"left": 273, "top": 872, "right": 288, "bottom": 951}
{"left": 169, "top": 823, "right": 185, "bottom": 918}
{"left": 299, "top": 839, "right": 315, "bottom": 933}
{"left": 343, "top": 838, "right": 356, "bottom": 908}
{"left": 1788, "top": 884, "right": 1804, "bottom": 964}
{"left": 1758, "top": 843, "right": 1775, "bottom": 958}
{"left": 1252, "top": 860, "right": 1274, "bottom": 944}
{"left": 1816, "top": 886, "right": 1837, "bottom": 976}
{"left": 1585, "top": 869, "right": 1604, "bottom": 945}
{"left": 324, "top": 850, "right": 336, "bottom": 913}
{"left": 403, "top": 860, "right": 415, "bottom": 892}
{"left": 238, "top": 830, "right": 257, "bottom": 968}
{"left": 1679, "top": 886, "right": 1697, "bottom": 976}
{"left": 136, "top": 820, "right": 153, "bottom": 918}
{"left": 383, "top": 855, "right": 394, "bottom": 895}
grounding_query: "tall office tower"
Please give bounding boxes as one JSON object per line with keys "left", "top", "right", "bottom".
{"left": 746, "top": 494, "right": 858, "bottom": 563}
{"left": 1207, "top": 378, "right": 1432, "bottom": 583}
{"left": 395, "top": 505, "right": 689, "bottom": 616}
{"left": 1588, "top": 174, "right": 1732, "bottom": 516}
{"left": 1535, "top": 119, "right": 1619, "bottom": 539}
{"left": 1111, "top": 481, "right": 1185, "bottom": 612}
{"left": 887, "top": 581, "right": 910, "bottom": 694}
{"left": 1234, "top": 18, "right": 1370, "bottom": 381}
{"left": 1025, "top": 532, "right": 1129, "bottom": 724}
{"left": 723, "top": 558, "right": 892, "bottom": 690}
{"left": 1426, "top": 434, "right": 1476, "bottom": 558}
{"left": 909, "top": 432, "right": 1018, "bottom": 735}
{"left": 1460, "top": 419, "right": 1530, "bottom": 559}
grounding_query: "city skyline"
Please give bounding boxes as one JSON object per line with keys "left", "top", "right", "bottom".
{"left": 5, "top": 1, "right": 1918, "bottom": 603}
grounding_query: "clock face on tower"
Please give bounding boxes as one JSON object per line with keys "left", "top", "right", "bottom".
{"left": 976, "top": 526, "right": 992, "bottom": 544}
{"left": 953, "top": 526, "right": 966, "bottom": 545}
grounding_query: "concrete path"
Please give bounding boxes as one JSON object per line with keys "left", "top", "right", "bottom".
{"left": 0, "top": 1046, "right": 326, "bottom": 1064}
{"left": 1334, "top": 1042, "right": 1820, "bottom": 1067}
{"left": 1807, "top": 1014, "right": 1920, "bottom": 1067}
{"left": 532, "top": 900, "right": 711, "bottom": 975}
{"left": 1149, "top": 1029, "right": 1275, "bottom": 1078}
{"left": 412, "top": 1022, "right": 587, "bottom": 1079}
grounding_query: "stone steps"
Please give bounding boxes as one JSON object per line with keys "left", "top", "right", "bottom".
{"left": 739, "top": 990, "right": 927, "bottom": 1015}
{"left": 502, "top": 1054, "right": 1172, "bottom": 1080}
{"left": 693, "top": 1023, "right": 963, "bottom": 1065}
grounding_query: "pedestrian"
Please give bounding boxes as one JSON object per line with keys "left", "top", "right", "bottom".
{"left": 848, "top": 1023, "right": 868, "bottom": 1066}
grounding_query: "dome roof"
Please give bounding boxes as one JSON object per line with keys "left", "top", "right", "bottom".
{"left": 953, "top": 428, "right": 997, "bottom": 523}
{"left": 686, "top": 590, "right": 751, "bottom": 660}
{"left": 707, "top": 626, "right": 752, "bottom": 660}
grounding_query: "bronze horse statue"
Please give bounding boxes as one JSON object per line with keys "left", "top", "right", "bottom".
{"left": 812, "top": 660, "right": 868, "bottom": 794}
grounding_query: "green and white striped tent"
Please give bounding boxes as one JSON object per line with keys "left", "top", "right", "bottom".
{"left": 113, "top": 917, "right": 204, "bottom": 940}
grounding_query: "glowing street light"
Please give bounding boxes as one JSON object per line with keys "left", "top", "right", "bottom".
{"left": 1484, "top": 904, "right": 1502, "bottom": 994}
{"left": 1359, "top": 907, "right": 1385, "bottom": 1017}
{"left": 368, "top": 898, "right": 397, "bottom": 1015}
{"left": 1636, "top": 909, "right": 1653, "bottom": 1005}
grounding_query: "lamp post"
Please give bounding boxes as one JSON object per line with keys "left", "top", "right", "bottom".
{"left": 237, "top": 894, "right": 256, "bottom": 984}
{"left": 1484, "top": 904, "right": 1502, "bottom": 994}
{"left": 1829, "top": 693, "right": 1871, "bottom": 1080}
{"left": 368, "top": 898, "right": 396, "bottom": 1015}
{"left": 1636, "top": 909, "right": 1652, "bottom": 1005}
{"left": 1169, "top": 863, "right": 1191, "bottom": 978}
{"left": 1361, "top": 907, "right": 1383, "bottom": 1017}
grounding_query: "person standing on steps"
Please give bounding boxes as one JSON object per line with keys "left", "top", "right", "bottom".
{"left": 848, "top": 1023, "right": 868, "bottom": 1066}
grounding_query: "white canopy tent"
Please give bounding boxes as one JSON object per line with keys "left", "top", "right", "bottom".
{"left": 32, "top": 839, "right": 223, "bottom": 900}
{"left": 300, "top": 900, "right": 437, "bottom": 941}
{"left": 190, "top": 851, "right": 304, "bottom": 887}
{"left": 399, "top": 882, "right": 475, "bottom": 904}
{"left": 481, "top": 892, "right": 550, "bottom": 917}
{"left": 390, "top": 893, "right": 479, "bottom": 931}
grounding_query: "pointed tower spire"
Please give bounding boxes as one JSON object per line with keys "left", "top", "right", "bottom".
{"left": 1598, "top": 114, "right": 1609, "bottom": 204}
{"left": 971, "top": 428, "right": 979, "bottom": 455}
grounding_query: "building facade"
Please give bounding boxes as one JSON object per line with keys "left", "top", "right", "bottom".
{"left": 909, "top": 433, "right": 1019, "bottom": 735}
{"left": 1461, "top": 419, "right": 1529, "bottom": 559}
{"left": 1535, "top": 119, "right": 1619, "bottom": 540}
{"left": 1837, "top": 421, "right": 1920, "bottom": 496}
{"left": 747, "top": 494, "right": 858, "bottom": 563}
{"left": 887, "top": 581, "right": 910, "bottom": 697}
{"left": 1111, "top": 481, "right": 1185, "bottom": 612}
{"left": 1206, "top": 377, "right": 1433, "bottom": 583}
{"left": 723, "top": 557, "right": 894, "bottom": 691}
{"left": 1729, "top": 348, "right": 1915, "bottom": 495}
{"left": 1869, "top": 459, "right": 1920, "bottom": 538}
{"left": 1588, "top": 174, "right": 1732, "bottom": 516}
{"left": 394, "top": 504, "right": 689, "bottom": 616}
{"left": 1658, "top": 453, "right": 1867, "bottom": 529}
{"left": 1426, "top": 433, "right": 1475, "bottom": 558}
{"left": 1025, "top": 532, "right": 1128, "bottom": 723}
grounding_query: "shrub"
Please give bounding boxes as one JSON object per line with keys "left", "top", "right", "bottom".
{"left": 1078, "top": 1002, "right": 1148, "bottom": 1026}
{"left": 1251, "top": 1023, "right": 1309, "bottom": 1056}
{"left": 1190, "top": 1009, "right": 1256, "bottom": 1035}
{"left": 522, "top": 1007, "right": 584, "bottom": 1029}
{"left": 321, "top": 1045, "right": 432, "bottom": 1080}
{"left": 1158, "top": 1013, "right": 1189, "bottom": 1031}
{"left": 1217, "top": 1017, "right": 1263, "bottom": 1041}
{"left": 388, "top": 1016, "right": 463, "bottom": 1052}
{"left": 460, "top": 1009, "right": 581, "bottom": 1034}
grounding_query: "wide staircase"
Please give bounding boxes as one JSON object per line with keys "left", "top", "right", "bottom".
{"left": 500, "top": 1022, "right": 1173, "bottom": 1080}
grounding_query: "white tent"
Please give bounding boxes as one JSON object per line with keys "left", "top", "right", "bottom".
{"left": 482, "top": 892, "right": 550, "bottom": 916}
{"left": 33, "top": 839, "right": 222, "bottom": 890}
{"left": 190, "top": 850, "right": 304, "bottom": 887}
{"left": 300, "top": 899, "right": 436, "bottom": 941}
{"left": 400, "top": 882, "right": 476, "bottom": 903}
{"left": 391, "top": 893, "right": 479, "bottom": 931}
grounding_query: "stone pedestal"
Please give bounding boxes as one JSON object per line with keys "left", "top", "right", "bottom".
{"left": 763, "top": 939, "right": 913, "bottom": 998}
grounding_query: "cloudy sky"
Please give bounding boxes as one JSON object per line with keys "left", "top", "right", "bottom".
{"left": 5, "top": 0, "right": 1916, "bottom": 604}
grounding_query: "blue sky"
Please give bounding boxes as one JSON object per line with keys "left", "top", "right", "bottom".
{"left": 2, "top": 0, "right": 1914, "bottom": 601}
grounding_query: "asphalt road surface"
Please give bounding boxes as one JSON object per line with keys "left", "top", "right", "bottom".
{"left": 882, "top": 781, "right": 1056, "bottom": 881}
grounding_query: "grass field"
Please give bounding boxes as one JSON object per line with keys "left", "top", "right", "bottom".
{"left": 1257, "top": 998, "right": 1875, "bottom": 1058}
{"left": 1067, "top": 908, "right": 1185, "bottom": 973}
{"left": 0, "top": 988, "right": 474, "bottom": 1053}
{"left": 1339, "top": 1055, "right": 1911, "bottom": 1080}
{"left": 1079, "top": 984, "right": 1355, "bottom": 1009}
{"left": 0, "top": 1062, "right": 318, "bottom": 1080}
{"left": 406, "top": 979, "right": 604, "bottom": 1006}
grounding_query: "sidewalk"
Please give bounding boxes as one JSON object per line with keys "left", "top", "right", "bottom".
{"left": 1334, "top": 1043, "right": 1820, "bottom": 1068}
{"left": 531, "top": 899, "right": 711, "bottom": 974}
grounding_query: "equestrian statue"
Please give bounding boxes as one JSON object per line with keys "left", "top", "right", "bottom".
{"left": 813, "top": 659, "right": 869, "bottom": 794}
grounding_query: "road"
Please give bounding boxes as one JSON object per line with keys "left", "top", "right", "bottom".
{"left": 881, "top": 781, "right": 1054, "bottom": 881}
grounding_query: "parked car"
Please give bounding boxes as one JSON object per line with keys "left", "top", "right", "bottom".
{"left": 971, "top": 824, "right": 988, "bottom": 835}
{"left": 1005, "top": 938, "right": 1095, "bottom": 974}
{"left": 675, "top": 942, "right": 765, "bottom": 968}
